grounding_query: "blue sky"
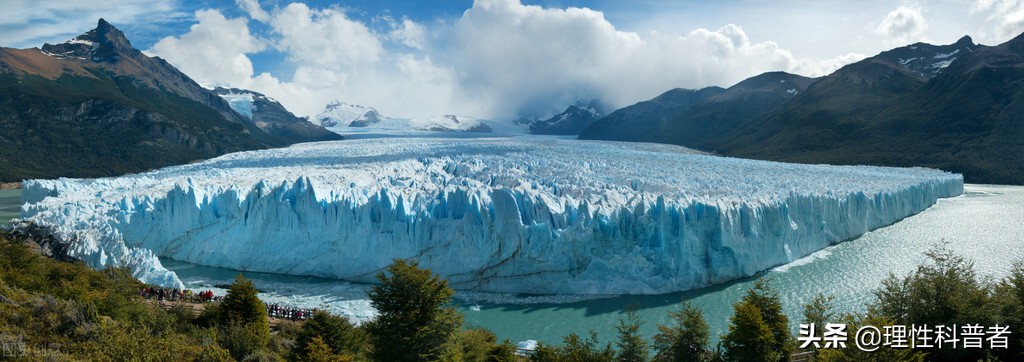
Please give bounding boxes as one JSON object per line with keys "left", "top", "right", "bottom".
{"left": 3, "top": 0, "right": 1022, "bottom": 119}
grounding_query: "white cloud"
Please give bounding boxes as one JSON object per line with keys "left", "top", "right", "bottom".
{"left": 390, "top": 18, "right": 427, "bottom": 50}
{"left": 149, "top": 0, "right": 868, "bottom": 120}
{"left": 873, "top": 5, "right": 928, "bottom": 44}
{"left": 972, "top": 0, "right": 1024, "bottom": 40}
{"left": 446, "top": 0, "right": 858, "bottom": 116}
{"left": 793, "top": 53, "right": 869, "bottom": 77}
{"left": 149, "top": 9, "right": 265, "bottom": 86}
{"left": 237, "top": 0, "right": 270, "bottom": 23}
{"left": 271, "top": 3, "right": 382, "bottom": 71}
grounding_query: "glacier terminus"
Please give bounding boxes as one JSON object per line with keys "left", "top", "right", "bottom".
{"left": 15, "top": 137, "right": 963, "bottom": 294}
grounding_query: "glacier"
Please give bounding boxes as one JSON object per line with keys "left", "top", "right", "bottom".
{"left": 15, "top": 137, "right": 962, "bottom": 294}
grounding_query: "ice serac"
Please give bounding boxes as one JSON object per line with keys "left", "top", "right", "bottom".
{"left": 17, "top": 138, "right": 963, "bottom": 294}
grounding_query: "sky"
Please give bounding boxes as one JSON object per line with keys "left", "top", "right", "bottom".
{"left": 2, "top": 0, "right": 1023, "bottom": 119}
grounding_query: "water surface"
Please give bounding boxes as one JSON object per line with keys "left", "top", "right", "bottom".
{"left": 0, "top": 189, "right": 20, "bottom": 223}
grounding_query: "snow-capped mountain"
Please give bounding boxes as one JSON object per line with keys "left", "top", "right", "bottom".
{"left": 514, "top": 99, "right": 609, "bottom": 135}
{"left": 316, "top": 100, "right": 377, "bottom": 128}
{"left": 212, "top": 87, "right": 342, "bottom": 143}
{"left": 878, "top": 35, "right": 974, "bottom": 78}
{"left": 313, "top": 100, "right": 492, "bottom": 134}
{"left": 527, "top": 100, "right": 607, "bottom": 135}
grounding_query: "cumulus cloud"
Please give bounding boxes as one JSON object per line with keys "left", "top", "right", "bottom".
{"left": 390, "top": 18, "right": 427, "bottom": 50}
{"left": 150, "top": 0, "right": 866, "bottom": 120}
{"left": 972, "top": 0, "right": 1024, "bottom": 40}
{"left": 271, "top": 3, "right": 383, "bottom": 71}
{"left": 873, "top": 5, "right": 928, "bottom": 43}
{"left": 149, "top": 9, "right": 265, "bottom": 86}
{"left": 236, "top": 0, "right": 270, "bottom": 23}
{"left": 447, "top": 0, "right": 855, "bottom": 116}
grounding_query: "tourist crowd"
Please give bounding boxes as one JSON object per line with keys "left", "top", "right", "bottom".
{"left": 140, "top": 286, "right": 318, "bottom": 321}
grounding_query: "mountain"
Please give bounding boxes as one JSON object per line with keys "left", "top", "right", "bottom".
{"left": 527, "top": 99, "right": 608, "bottom": 135}
{"left": 581, "top": 35, "right": 1024, "bottom": 184}
{"left": 577, "top": 87, "right": 725, "bottom": 141}
{"left": 707, "top": 35, "right": 1024, "bottom": 184}
{"left": 315, "top": 100, "right": 376, "bottom": 128}
{"left": 0, "top": 19, "right": 334, "bottom": 182}
{"left": 649, "top": 71, "right": 817, "bottom": 147}
{"left": 313, "top": 101, "right": 492, "bottom": 133}
{"left": 212, "top": 87, "right": 341, "bottom": 143}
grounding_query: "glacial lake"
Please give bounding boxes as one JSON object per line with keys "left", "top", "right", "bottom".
{"left": 6, "top": 184, "right": 1024, "bottom": 346}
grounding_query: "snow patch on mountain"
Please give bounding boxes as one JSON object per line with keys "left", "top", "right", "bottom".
{"left": 934, "top": 49, "right": 960, "bottom": 59}
{"left": 218, "top": 92, "right": 256, "bottom": 119}
{"left": 931, "top": 59, "right": 955, "bottom": 69}
{"left": 15, "top": 137, "right": 962, "bottom": 294}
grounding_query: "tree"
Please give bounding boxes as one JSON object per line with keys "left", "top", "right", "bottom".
{"left": 721, "top": 301, "right": 778, "bottom": 362}
{"left": 870, "top": 244, "right": 992, "bottom": 362}
{"left": 220, "top": 273, "right": 268, "bottom": 327}
{"left": 454, "top": 327, "right": 518, "bottom": 362}
{"left": 216, "top": 274, "right": 269, "bottom": 360}
{"left": 616, "top": 306, "right": 649, "bottom": 362}
{"left": 815, "top": 312, "right": 925, "bottom": 362}
{"left": 532, "top": 331, "right": 616, "bottom": 362}
{"left": 653, "top": 301, "right": 711, "bottom": 362}
{"left": 304, "top": 335, "right": 352, "bottom": 362}
{"left": 721, "top": 279, "right": 791, "bottom": 362}
{"left": 992, "top": 260, "right": 1024, "bottom": 362}
{"left": 801, "top": 293, "right": 835, "bottom": 329}
{"left": 293, "top": 310, "right": 365, "bottom": 361}
{"left": 365, "top": 259, "right": 462, "bottom": 362}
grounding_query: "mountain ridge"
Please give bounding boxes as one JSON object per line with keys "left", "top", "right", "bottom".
{"left": 0, "top": 19, "right": 337, "bottom": 182}
{"left": 579, "top": 34, "right": 1024, "bottom": 184}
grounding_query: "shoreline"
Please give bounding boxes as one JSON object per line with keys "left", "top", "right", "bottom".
{"left": 0, "top": 182, "right": 21, "bottom": 190}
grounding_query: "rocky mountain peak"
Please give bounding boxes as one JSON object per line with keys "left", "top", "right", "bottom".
{"left": 40, "top": 18, "right": 136, "bottom": 62}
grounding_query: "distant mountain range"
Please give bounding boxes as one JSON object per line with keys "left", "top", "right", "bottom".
{"left": 315, "top": 100, "right": 492, "bottom": 133}
{"left": 0, "top": 19, "right": 338, "bottom": 182}
{"left": 580, "top": 35, "right": 1024, "bottom": 185}
{"left": 517, "top": 99, "right": 610, "bottom": 135}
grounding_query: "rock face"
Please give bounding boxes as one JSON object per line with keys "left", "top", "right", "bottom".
{"left": 18, "top": 137, "right": 962, "bottom": 294}
{"left": 0, "top": 19, "right": 335, "bottom": 182}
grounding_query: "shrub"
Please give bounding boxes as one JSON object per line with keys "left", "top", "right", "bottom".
{"left": 292, "top": 310, "right": 365, "bottom": 360}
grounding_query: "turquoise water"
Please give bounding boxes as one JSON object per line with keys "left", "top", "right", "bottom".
{"left": 154, "top": 184, "right": 1024, "bottom": 345}
{"left": 0, "top": 189, "right": 19, "bottom": 223}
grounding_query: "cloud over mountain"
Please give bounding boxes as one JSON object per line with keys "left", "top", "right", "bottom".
{"left": 147, "top": 0, "right": 873, "bottom": 119}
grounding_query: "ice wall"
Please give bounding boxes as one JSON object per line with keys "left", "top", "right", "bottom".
{"left": 16, "top": 138, "right": 963, "bottom": 294}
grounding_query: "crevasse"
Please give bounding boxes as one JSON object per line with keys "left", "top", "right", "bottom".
{"left": 16, "top": 138, "right": 963, "bottom": 294}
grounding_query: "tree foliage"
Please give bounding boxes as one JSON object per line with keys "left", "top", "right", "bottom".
{"left": 532, "top": 331, "right": 615, "bottom": 362}
{"left": 721, "top": 279, "right": 791, "bottom": 362}
{"left": 365, "top": 259, "right": 462, "bottom": 362}
{"left": 870, "top": 244, "right": 993, "bottom": 361}
{"left": 616, "top": 306, "right": 649, "bottom": 362}
{"left": 652, "top": 301, "right": 712, "bottom": 362}
{"left": 293, "top": 310, "right": 366, "bottom": 360}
